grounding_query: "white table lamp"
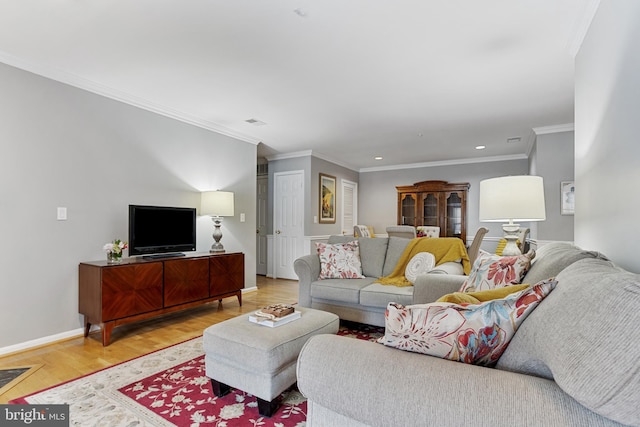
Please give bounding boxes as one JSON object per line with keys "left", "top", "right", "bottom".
{"left": 479, "top": 176, "right": 546, "bottom": 256}
{"left": 201, "top": 191, "right": 235, "bottom": 253}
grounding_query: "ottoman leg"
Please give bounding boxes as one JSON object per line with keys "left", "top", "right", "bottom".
{"left": 211, "top": 379, "right": 231, "bottom": 397}
{"left": 257, "top": 397, "right": 279, "bottom": 418}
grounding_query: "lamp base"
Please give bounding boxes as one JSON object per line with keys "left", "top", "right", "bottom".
{"left": 501, "top": 222, "right": 521, "bottom": 256}
{"left": 210, "top": 216, "right": 226, "bottom": 254}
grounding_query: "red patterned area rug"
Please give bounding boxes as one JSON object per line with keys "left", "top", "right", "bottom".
{"left": 11, "top": 321, "right": 383, "bottom": 427}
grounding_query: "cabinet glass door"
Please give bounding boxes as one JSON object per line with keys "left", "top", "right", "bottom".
{"left": 400, "top": 194, "right": 416, "bottom": 226}
{"left": 421, "top": 193, "right": 439, "bottom": 226}
{"left": 445, "top": 192, "right": 462, "bottom": 238}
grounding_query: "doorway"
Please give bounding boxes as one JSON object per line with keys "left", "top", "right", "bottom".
{"left": 273, "top": 170, "right": 305, "bottom": 279}
{"left": 341, "top": 179, "right": 358, "bottom": 235}
{"left": 256, "top": 175, "right": 268, "bottom": 275}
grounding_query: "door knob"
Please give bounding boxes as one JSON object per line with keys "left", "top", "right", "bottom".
{"left": 276, "top": 230, "right": 281, "bottom": 234}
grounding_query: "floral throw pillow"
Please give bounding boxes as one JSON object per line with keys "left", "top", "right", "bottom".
{"left": 379, "top": 279, "right": 557, "bottom": 366}
{"left": 316, "top": 241, "right": 365, "bottom": 279}
{"left": 459, "top": 250, "right": 535, "bottom": 293}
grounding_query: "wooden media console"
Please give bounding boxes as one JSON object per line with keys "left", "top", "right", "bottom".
{"left": 79, "top": 252, "right": 244, "bottom": 346}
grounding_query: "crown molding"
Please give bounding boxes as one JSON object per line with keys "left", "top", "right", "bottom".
{"left": 567, "top": 0, "right": 601, "bottom": 57}
{"left": 0, "top": 51, "right": 261, "bottom": 145}
{"left": 359, "top": 153, "right": 528, "bottom": 173}
{"left": 310, "top": 151, "right": 359, "bottom": 172}
{"left": 266, "top": 150, "right": 359, "bottom": 172}
{"left": 265, "top": 150, "right": 312, "bottom": 162}
{"left": 524, "top": 129, "right": 537, "bottom": 158}
{"left": 533, "top": 123, "right": 575, "bottom": 135}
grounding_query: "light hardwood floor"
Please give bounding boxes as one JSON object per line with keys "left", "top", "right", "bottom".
{"left": 0, "top": 276, "right": 299, "bottom": 404}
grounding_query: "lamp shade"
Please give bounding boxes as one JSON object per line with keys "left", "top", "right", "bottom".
{"left": 201, "top": 191, "right": 235, "bottom": 217}
{"left": 479, "top": 176, "right": 546, "bottom": 222}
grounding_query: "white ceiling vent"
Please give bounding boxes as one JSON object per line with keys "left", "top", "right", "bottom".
{"left": 245, "top": 118, "right": 267, "bottom": 126}
{"left": 507, "top": 137, "right": 522, "bottom": 144}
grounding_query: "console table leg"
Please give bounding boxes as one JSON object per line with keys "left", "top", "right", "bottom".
{"left": 236, "top": 291, "right": 242, "bottom": 306}
{"left": 102, "top": 322, "right": 115, "bottom": 346}
{"left": 83, "top": 320, "right": 91, "bottom": 338}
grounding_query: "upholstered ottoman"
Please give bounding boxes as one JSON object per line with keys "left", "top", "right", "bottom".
{"left": 203, "top": 307, "right": 339, "bottom": 417}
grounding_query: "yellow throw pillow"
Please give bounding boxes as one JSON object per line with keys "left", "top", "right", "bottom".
{"left": 437, "top": 284, "right": 531, "bottom": 304}
{"left": 367, "top": 226, "right": 376, "bottom": 238}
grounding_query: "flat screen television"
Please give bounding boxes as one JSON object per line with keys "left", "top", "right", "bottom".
{"left": 128, "top": 205, "right": 197, "bottom": 256}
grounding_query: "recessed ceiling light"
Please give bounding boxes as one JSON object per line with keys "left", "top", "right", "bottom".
{"left": 475, "top": 145, "right": 486, "bottom": 150}
{"left": 374, "top": 156, "right": 383, "bottom": 160}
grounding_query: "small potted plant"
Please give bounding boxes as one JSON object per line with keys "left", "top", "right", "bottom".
{"left": 104, "top": 239, "right": 128, "bottom": 263}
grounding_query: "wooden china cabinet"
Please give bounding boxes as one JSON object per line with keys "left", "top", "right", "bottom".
{"left": 396, "top": 180, "right": 470, "bottom": 242}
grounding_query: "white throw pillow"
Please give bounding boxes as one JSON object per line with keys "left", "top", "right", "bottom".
{"left": 404, "top": 252, "right": 436, "bottom": 283}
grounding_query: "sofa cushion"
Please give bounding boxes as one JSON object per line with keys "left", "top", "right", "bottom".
{"left": 310, "top": 277, "right": 378, "bottom": 304}
{"left": 326, "top": 235, "right": 389, "bottom": 278}
{"left": 359, "top": 283, "right": 414, "bottom": 307}
{"left": 459, "top": 250, "right": 534, "bottom": 293}
{"left": 496, "top": 258, "right": 640, "bottom": 426}
{"left": 316, "top": 241, "right": 365, "bottom": 279}
{"left": 327, "top": 235, "right": 355, "bottom": 244}
{"left": 379, "top": 279, "right": 556, "bottom": 366}
{"left": 521, "top": 242, "right": 607, "bottom": 284}
{"left": 357, "top": 237, "right": 389, "bottom": 278}
{"left": 382, "top": 237, "right": 412, "bottom": 277}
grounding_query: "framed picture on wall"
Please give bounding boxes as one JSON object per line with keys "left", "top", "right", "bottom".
{"left": 319, "top": 173, "right": 336, "bottom": 223}
{"left": 561, "top": 181, "right": 575, "bottom": 215}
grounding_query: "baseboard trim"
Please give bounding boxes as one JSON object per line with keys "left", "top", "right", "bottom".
{"left": 1, "top": 290, "right": 259, "bottom": 357}
{"left": 0, "top": 328, "right": 85, "bottom": 358}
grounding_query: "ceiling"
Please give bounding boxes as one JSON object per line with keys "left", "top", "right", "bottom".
{"left": 0, "top": 1, "right": 598, "bottom": 171}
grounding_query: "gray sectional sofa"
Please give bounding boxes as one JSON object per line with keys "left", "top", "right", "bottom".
{"left": 294, "top": 235, "right": 465, "bottom": 327}
{"left": 296, "top": 242, "right": 640, "bottom": 427}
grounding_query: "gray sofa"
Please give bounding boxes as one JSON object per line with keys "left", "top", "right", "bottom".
{"left": 294, "top": 235, "right": 466, "bottom": 327}
{"left": 297, "top": 243, "right": 640, "bottom": 427}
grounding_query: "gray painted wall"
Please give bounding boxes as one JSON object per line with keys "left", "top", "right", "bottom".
{"left": 532, "top": 131, "right": 575, "bottom": 242}
{"left": 310, "top": 157, "right": 359, "bottom": 236}
{"left": 266, "top": 155, "right": 359, "bottom": 236}
{"left": 358, "top": 159, "right": 529, "bottom": 246}
{"left": 0, "top": 63, "right": 257, "bottom": 349}
{"left": 574, "top": 1, "right": 640, "bottom": 273}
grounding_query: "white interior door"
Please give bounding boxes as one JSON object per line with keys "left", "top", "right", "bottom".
{"left": 256, "top": 175, "right": 268, "bottom": 275}
{"left": 341, "top": 180, "right": 358, "bottom": 235}
{"left": 273, "top": 171, "right": 304, "bottom": 280}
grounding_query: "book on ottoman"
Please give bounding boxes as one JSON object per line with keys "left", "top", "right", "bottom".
{"left": 249, "top": 304, "right": 301, "bottom": 327}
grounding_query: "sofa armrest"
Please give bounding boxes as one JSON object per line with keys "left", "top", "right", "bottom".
{"left": 411, "top": 274, "right": 466, "bottom": 304}
{"left": 297, "top": 335, "right": 617, "bottom": 427}
{"left": 293, "top": 254, "right": 320, "bottom": 307}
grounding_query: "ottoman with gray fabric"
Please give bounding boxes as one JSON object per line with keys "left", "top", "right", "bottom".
{"left": 203, "top": 306, "right": 339, "bottom": 417}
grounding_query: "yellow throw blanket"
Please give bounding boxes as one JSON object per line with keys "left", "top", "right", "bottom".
{"left": 376, "top": 237, "right": 471, "bottom": 287}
